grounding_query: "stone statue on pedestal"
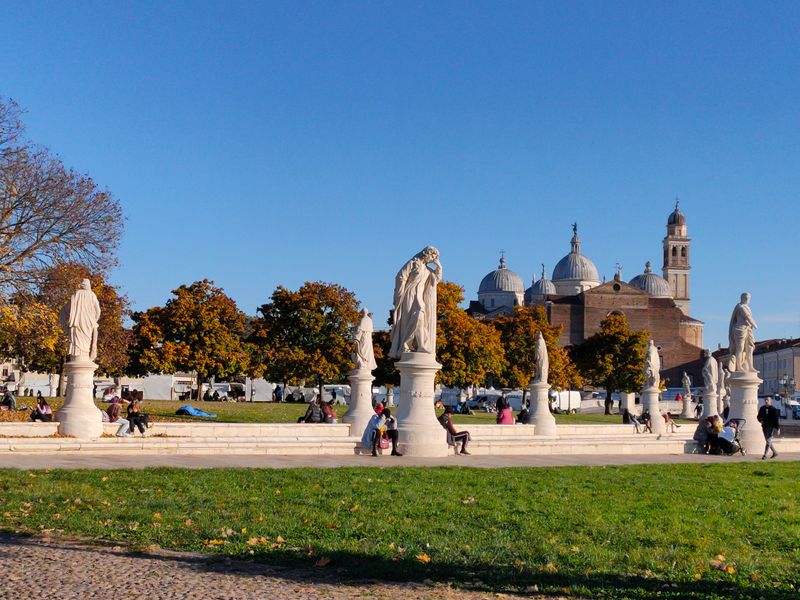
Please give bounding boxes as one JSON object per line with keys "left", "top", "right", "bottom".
{"left": 389, "top": 246, "right": 442, "bottom": 359}
{"left": 681, "top": 371, "right": 692, "bottom": 399}
{"left": 533, "top": 331, "right": 549, "bottom": 384}
{"left": 59, "top": 279, "right": 101, "bottom": 361}
{"left": 728, "top": 293, "right": 758, "bottom": 373}
{"left": 352, "top": 309, "right": 377, "bottom": 372}
{"left": 645, "top": 339, "right": 660, "bottom": 388}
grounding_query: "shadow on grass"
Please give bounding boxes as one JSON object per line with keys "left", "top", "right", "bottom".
{"left": 1, "top": 532, "right": 795, "bottom": 599}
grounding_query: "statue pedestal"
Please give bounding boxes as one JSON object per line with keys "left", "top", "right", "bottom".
{"left": 57, "top": 358, "right": 102, "bottom": 439}
{"left": 701, "top": 390, "right": 719, "bottom": 419}
{"left": 528, "top": 381, "right": 556, "bottom": 437}
{"left": 642, "top": 386, "right": 665, "bottom": 434}
{"left": 681, "top": 395, "right": 693, "bottom": 418}
{"left": 395, "top": 352, "right": 448, "bottom": 457}
{"left": 728, "top": 370, "right": 762, "bottom": 454}
{"left": 343, "top": 368, "right": 375, "bottom": 440}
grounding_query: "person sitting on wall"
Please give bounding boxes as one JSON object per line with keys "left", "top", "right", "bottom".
{"left": 321, "top": 400, "right": 338, "bottom": 424}
{"left": 126, "top": 398, "right": 149, "bottom": 436}
{"left": 361, "top": 409, "right": 387, "bottom": 457}
{"left": 29, "top": 397, "right": 53, "bottom": 422}
{"left": 107, "top": 402, "right": 131, "bottom": 437}
{"left": 381, "top": 408, "right": 402, "bottom": 456}
{"left": 438, "top": 406, "right": 470, "bottom": 455}
{"left": 496, "top": 401, "right": 514, "bottom": 424}
{"left": 1, "top": 389, "right": 17, "bottom": 411}
{"left": 298, "top": 399, "right": 324, "bottom": 423}
{"left": 640, "top": 409, "right": 652, "bottom": 434}
{"left": 516, "top": 406, "right": 530, "bottom": 424}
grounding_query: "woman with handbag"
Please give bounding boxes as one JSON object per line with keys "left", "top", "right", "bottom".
{"left": 381, "top": 409, "right": 402, "bottom": 456}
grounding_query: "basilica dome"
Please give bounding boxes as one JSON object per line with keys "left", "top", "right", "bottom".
{"left": 524, "top": 265, "right": 557, "bottom": 304}
{"left": 479, "top": 256, "right": 525, "bottom": 294}
{"left": 629, "top": 261, "right": 672, "bottom": 298}
{"left": 552, "top": 225, "right": 600, "bottom": 285}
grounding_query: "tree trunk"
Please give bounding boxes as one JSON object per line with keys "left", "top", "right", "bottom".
{"left": 197, "top": 373, "right": 203, "bottom": 402}
{"left": 604, "top": 388, "right": 613, "bottom": 415}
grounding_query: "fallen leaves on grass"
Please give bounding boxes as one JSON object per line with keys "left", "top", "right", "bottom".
{"left": 416, "top": 552, "right": 431, "bottom": 564}
{"left": 461, "top": 496, "right": 476, "bottom": 505}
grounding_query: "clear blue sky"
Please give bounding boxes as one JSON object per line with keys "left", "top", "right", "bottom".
{"left": 2, "top": 1, "right": 799, "bottom": 349}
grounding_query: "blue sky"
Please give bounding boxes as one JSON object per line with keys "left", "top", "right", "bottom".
{"left": 2, "top": 1, "right": 799, "bottom": 348}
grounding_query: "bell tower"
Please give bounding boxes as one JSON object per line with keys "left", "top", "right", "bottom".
{"left": 662, "top": 200, "right": 690, "bottom": 314}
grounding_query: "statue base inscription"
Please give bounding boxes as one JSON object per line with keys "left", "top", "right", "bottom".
{"left": 528, "top": 381, "right": 556, "bottom": 437}
{"left": 728, "top": 370, "right": 762, "bottom": 454}
{"left": 57, "top": 357, "right": 103, "bottom": 439}
{"left": 343, "top": 368, "right": 375, "bottom": 442}
{"left": 395, "top": 352, "right": 449, "bottom": 457}
{"left": 642, "top": 386, "right": 665, "bottom": 434}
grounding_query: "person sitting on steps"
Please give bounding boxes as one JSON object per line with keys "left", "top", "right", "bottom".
{"left": 438, "top": 406, "right": 470, "bottom": 455}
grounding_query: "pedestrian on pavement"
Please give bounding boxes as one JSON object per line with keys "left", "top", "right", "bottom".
{"left": 757, "top": 396, "right": 781, "bottom": 459}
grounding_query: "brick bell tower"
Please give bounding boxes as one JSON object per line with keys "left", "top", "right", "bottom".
{"left": 662, "top": 200, "right": 691, "bottom": 314}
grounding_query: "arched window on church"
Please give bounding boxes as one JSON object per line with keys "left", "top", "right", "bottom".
{"left": 672, "top": 246, "right": 677, "bottom": 257}
{"left": 681, "top": 246, "right": 687, "bottom": 258}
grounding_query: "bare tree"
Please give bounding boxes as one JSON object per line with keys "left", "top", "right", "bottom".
{"left": 0, "top": 96, "right": 123, "bottom": 291}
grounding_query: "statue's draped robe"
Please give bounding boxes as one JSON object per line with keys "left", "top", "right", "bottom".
{"left": 60, "top": 289, "right": 101, "bottom": 359}
{"left": 702, "top": 357, "right": 718, "bottom": 395}
{"left": 389, "top": 257, "right": 441, "bottom": 358}
{"left": 354, "top": 314, "right": 378, "bottom": 371}
{"left": 645, "top": 343, "right": 661, "bottom": 388}
{"left": 533, "top": 334, "right": 549, "bottom": 384}
{"left": 728, "top": 303, "right": 756, "bottom": 372}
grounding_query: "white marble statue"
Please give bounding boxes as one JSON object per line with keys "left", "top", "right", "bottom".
{"left": 681, "top": 371, "right": 692, "bottom": 398}
{"left": 533, "top": 330, "right": 549, "bottom": 384}
{"left": 352, "top": 309, "right": 378, "bottom": 372}
{"left": 728, "top": 292, "right": 758, "bottom": 372}
{"left": 388, "top": 246, "right": 442, "bottom": 359}
{"left": 59, "top": 279, "right": 101, "bottom": 361}
{"left": 644, "top": 339, "right": 660, "bottom": 388}
{"left": 702, "top": 352, "right": 718, "bottom": 395}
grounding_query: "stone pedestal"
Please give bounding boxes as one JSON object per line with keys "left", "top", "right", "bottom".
{"left": 57, "top": 358, "right": 103, "bottom": 439}
{"left": 620, "top": 392, "right": 636, "bottom": 415}
{"left": 528, "top": 381, "right": 556, "bottom": 437}
{"left": 642, "top": 386, "right": 665, "bottom": 434}
{"left": 681, "top": 394, "right": 693, "bottom": 418}
{"left": 395, "top": 352, "right": 449, "bottom": 457}
{"left": 342, "top": 368, "right": 375, "bottom": 440}
{"left": 728, "top": 370, "right": 762, "bottom": 454}
{"left": 701, "top": 390, "right": 719, "bottom": 419}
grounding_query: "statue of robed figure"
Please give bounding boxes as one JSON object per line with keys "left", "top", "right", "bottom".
{"left": 389, "top": 246, "right": 442, "bottom": 359}
{"left": 59, "top": 279, "right": 101, "bottom": 361}
{"left": 353, "top": 309, "right": 378, "bottom": 372}
{"left": 728, "top": 293, "right": 757, "bottom": 373}
{"left": 533, "top": 330, "right": 549, "bottom": 384}
{"left": 644, "top": 339, "right": 660, "bottom": 389}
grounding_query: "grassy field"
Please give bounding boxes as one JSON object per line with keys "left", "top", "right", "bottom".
{"left": 0, "top": 463, "right": 797, "bottom": 598}
{"left": 3, "top": 398, "right": 649, "bottom": 425}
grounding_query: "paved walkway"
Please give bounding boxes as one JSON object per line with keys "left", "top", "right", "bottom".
{"left": 0, "top": 533, "right": 512, "bottom": 600}
{"left": 1, "top": 451, "right": 797, "bottom": 470}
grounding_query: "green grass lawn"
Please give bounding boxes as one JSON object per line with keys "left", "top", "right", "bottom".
{"left": 1, "top": 463, "right": 797, "bottom": 598}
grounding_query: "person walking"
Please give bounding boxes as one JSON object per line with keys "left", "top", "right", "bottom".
{"left": 757, "top": 396, "right": 781, "bottom": 459}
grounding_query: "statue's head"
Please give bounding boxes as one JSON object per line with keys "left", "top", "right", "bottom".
{"left": 361, "top": 308, "right": 371, "bottom": 318}
{"left": 741, "top": 292, "right": 750, "bottom": 303}
{"left": 80, "top": 279, "right": 91, "bottom": 290}
{"left": 703, "top": 349, "right": 711, "bottom": 358}
{"left": 418, "top": 246, "right": 439, "bottom": 262}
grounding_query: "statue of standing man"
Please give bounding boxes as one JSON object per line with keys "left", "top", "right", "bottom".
{"left": 353, "top": 309, "right": 378, "bottom": 372}
{"left": 59, "top": 279, "right": 101, "bottom": 361}
{"left": 389, "top": 246, "right": 442, "bottom": 359}
{"left": 728, "top": 292, "right": 757, "bottom": 373}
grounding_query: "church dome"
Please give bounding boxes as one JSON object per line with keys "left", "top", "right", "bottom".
{"left": 525, "top": 265, "right": 557, "bottom": 303}
{"left": 479, "top": 256, "right": 525, "bottom": 294}
{"left": 552, "top": 225, "right": 600, "bottom": 283}
{"left": 629, "top": 261, "right": 672, "bottom": 298}
{"left": 667, "top": 203, "right": 686, "bottom": 226}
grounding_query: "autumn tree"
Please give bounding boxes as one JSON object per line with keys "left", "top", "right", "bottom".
{"left": 436, "top": 281, "right": 505, "bottom": 389}
{"left": 494, "top": 305, "right": 582, "bottom": 405}
{"left": 249, "top": 282, "right": 361, "bottom": 398}
{"left": 0, "top": 297, "right": 62, "bottom": 390}
{"left": 129, "top": 280, "right": 249, "bottom": 393}
{"left": 571, "top": 313, "right": 649, "bottom": 414}
{"left": 0, "top": 97, "right": 123, "bottom": 291}
{"left": 372, "top": 328, "right": 399, "bottom": 390}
